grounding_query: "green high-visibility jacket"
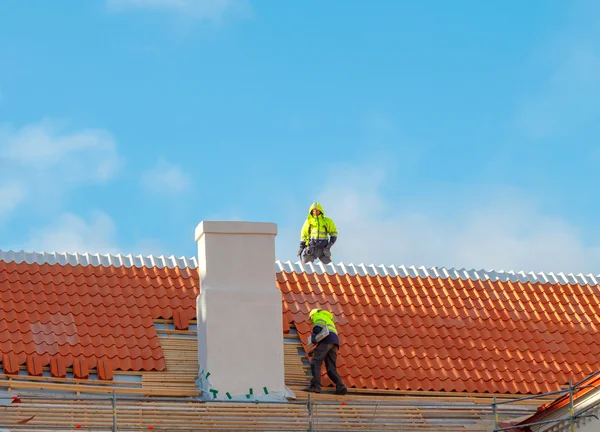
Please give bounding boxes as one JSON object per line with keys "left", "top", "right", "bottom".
{"left": 300, "top": 202, "right": 338, "bottom": 247}
{"left": 311, "top": 310, "right": 338, "bottom": 335}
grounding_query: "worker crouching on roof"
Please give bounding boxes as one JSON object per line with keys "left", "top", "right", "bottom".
{"left": 297, "top": 202, "right": 337, "bottom": 265}
{"left": 305, "top": 308, "right": 348, "bottom": 395}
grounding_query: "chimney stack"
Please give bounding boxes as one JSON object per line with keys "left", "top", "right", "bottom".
{"left": 194, "top": 221, "right": 289, "bottom": 400}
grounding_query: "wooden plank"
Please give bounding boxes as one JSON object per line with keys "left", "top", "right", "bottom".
{"left": 140, "top": 336, "right": 199, "bottom": 394}
{"left": 0, "top": 374, "right": 142, "bottom": 387}
{"left": 0, "top": 380, "right": 200, "bottom": 396}
{"left": 156, "top": 329, "right": 197, "bottom": 336}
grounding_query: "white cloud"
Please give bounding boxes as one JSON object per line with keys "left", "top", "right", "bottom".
{"left": 0, "top": 119, "right": 124, "bottom": 220}
{"left": 141, "top": 157, "right": 191, "bottom": 194}
{"left": 16, "top": 210, "right": 170, "bottom": 257}
{"left": 106, "top": 0, "right": 252, "bottom": 22}
{"left": 23, "top": 211, "right": 121, "bottom": 255}
{"left": 0, "top": 119, "right": 182, "bottom": 258}
{"left": 275, "top": 163, "right": 600, "bottom": 275}
{"left": 1, "top": 119, "right": 123, "bottom": 182}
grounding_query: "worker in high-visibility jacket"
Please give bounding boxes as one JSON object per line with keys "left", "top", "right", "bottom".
{"left": 305, "top": 308, "right": 348, "bottom": 394}
{"left": 297, "top": 202, "right": 338, "bottom": 265}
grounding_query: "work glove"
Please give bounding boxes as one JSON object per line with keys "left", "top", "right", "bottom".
{"left": 307, "top": 349, "right": 315, "bottom": 357}
{"left": 327, "top": 237, "right": 337, "bottom": 249}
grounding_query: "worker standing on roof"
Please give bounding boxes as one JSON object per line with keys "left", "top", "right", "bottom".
{"left": 305, "top": 308, "right": 348, "bottom": 395}
{"left": 297, "top": 202, "right": 338, "bottom": 265}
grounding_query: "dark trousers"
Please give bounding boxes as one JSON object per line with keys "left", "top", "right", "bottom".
{"left": 302, "top": 239, "right": 332, "bottom": 264}
{"left": 302, "top": 245, "right": 332, "bottom": 264}
{"left": 309, "top": 343, "right": 346, "bottom": 390}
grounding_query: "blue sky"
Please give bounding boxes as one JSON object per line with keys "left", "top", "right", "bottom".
{"left": 0, "top": 0, "right": 599, "bottom": 274}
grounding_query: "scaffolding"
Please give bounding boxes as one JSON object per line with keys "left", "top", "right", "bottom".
{"left": 2, "top": 372, "right": 598, "bottom": 432}
{"left": 492, "top": 371, "right": 600, "bottom": 432}
{"left": 0, "top": 390, "right": 538, "bottom": 432}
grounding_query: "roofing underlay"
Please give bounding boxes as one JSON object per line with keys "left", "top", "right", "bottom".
{"left": 0, "top": 250, "right": 599, "bottom": 395}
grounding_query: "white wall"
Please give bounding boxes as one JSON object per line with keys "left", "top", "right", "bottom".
{"left": 195, "top": 221, "right": 287, "bottom": 400}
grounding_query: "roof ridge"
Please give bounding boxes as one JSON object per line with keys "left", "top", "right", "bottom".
{"left": 0, "top": 250, "right": 199, "bottom": 269}
{"left": 1, "top": 250, "right": 598, "bottom": 286}
{"left": 275, "top": 260, "right": 600, "bottom": 286}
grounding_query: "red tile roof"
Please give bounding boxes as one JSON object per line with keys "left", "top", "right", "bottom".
{"left": 1, "top": 251, "right": 599, "bottom": 396}
{"left": 277, "top": 263, "right": 600, "bottom": 395}
{"left": 0, "top": 258, "right": 198, "bottom": 378}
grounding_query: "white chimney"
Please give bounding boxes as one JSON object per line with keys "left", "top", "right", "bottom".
{"left": 194, "top": 221, "right": 290, "bottom": 400}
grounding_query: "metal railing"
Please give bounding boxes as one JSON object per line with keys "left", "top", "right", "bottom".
{"left": 0, "top": 391, "right": 539, "bottom": 432}
{"left": 492, "top": 371, "right": 600, "bottom": 432}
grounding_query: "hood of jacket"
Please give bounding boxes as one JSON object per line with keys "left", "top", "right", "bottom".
{"left": 308, "top": 202, "right": 325, "bottom": 217}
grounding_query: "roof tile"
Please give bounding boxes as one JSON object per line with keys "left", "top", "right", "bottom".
{"left": 26, "top": 354, "right": 42, "bottom": 376}
{"left": 73, "top": 356, "right": 89, "bottom": 379}
{"left": 2, "top": 353, "right": 19, "bottom": 374}
{"left": 0, "top": 259, "right": 198, "bottom": 376}
{"left": 50, "top": 356, "right": 67, "bottom": 378}
{"left": 2, "top": 252, "right": 599, "bottom": 394}
{"left": 280, "top": 266, "right": 600, "bottom": 394}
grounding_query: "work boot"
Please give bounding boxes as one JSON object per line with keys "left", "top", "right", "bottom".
{"left": 304, "top": 386, "right": 321, "bottom": 393}
{"left": 335, "top": 386, "right": 348, "bottom": 395}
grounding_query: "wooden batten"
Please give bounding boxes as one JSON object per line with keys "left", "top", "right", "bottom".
{"left": 140, "top": 332, "right": 200, "bottom": 395}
